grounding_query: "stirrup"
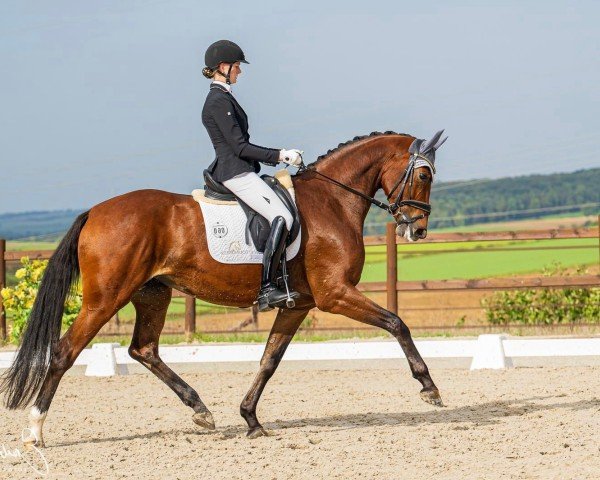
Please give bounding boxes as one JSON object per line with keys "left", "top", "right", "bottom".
{"left": 257, "top": 285, "right": 299, "bottom": 312}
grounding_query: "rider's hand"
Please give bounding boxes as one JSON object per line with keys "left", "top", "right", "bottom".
{"left": 279, "top": 149, "right": 303, "bottom": 166}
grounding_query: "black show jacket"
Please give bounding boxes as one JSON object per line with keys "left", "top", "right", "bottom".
{"left": 201, "top": 83, "right": 280, "bottom": 182}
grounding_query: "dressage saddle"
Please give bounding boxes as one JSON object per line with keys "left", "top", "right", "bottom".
{"left": 202, "top": 169, "right": 301, "bottom": 253}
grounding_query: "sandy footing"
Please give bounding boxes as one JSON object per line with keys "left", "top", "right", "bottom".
{"left": 1, "top": 360, "right": 599, "bottom": 479}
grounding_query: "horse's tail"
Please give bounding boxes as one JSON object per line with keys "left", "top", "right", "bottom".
{"left": 0, "top": 210, "right": 89, "bottom": 409}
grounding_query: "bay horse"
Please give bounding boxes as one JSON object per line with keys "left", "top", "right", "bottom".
{"left": 1, "top": 130, "right": 447, "bottom": 445}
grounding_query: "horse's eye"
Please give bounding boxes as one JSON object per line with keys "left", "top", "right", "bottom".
{"left": 419, "top": 172, "right": 429, "bottom": 181}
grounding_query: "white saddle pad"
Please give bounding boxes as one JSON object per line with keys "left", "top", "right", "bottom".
{"left": 191, "top": 170, "right": 301, "bottom": 264}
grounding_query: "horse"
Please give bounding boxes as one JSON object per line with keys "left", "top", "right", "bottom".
{"left": 0, "top": 129, "right": 447, "bottom": 445}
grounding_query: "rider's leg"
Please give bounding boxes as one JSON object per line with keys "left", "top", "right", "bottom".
{"left": 255, "top": 215, "right": 299, "bottom": 311}
{"left": 222, "top": 172, "right": 293, "bottom": 230}
{"left": 222, "top": 172, "right": 297, "bottom": 310}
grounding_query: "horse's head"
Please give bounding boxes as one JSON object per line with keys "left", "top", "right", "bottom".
{"left": 381, "top": 130, "right": 447, "bottom": 241}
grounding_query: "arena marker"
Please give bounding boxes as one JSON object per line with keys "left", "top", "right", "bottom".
{"left": 85, "top": 343, "right": 129, "bottom": 377}
{"left": 470, "top": 334, "right": 513, "bottom": 370}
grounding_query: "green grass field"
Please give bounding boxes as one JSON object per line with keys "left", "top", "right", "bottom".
{"left": 4, "top": 237, "right": 597, "bottom": 327}
{"left": 117, "top": 297, "right": 231, "bottom": 321}
{"left": 6, "top": 237, "right": 598, "bottom": 285}
{"left": 6, "top": 240, "right": 61, "bottom": 251}
{"left": 4, "top": 224, "right": 598, "bottom": 327}
{"left": 93, "top": 237, "right": 594, "bottom": 322}
{"left": 361, "top": 238, "right": 598, "bottom": 281}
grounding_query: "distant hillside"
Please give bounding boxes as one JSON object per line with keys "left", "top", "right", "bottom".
{"left": 0, "top": 209, "right": 84, "bottom": 240}
{"left": 0, "top": 168, "right": 598, "bottom": 239}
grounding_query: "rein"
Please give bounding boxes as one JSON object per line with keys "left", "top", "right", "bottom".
{"left": 299, "top": 167, "right": 391, "bottom": 211}
{"left": 297, "top": 150, "right": 434, "bottom": 225}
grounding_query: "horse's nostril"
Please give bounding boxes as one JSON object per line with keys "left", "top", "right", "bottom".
{"left": 414, "top": 228, "right": 427, "bottom": 239}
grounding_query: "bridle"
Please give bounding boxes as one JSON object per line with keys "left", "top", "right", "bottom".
{"left": 385, "top": 140, "right": 435, "bottom": 226}
{"left": 296, "top": 139, "right": 435, "bottom": 227}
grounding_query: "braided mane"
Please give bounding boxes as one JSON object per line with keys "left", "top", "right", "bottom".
{"left": 304, "top": 131, "right": 411, "bottom": 170}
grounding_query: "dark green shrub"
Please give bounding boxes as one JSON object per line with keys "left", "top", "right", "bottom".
{"left": 482, "top": 264, "right": 600, "bottom": 325}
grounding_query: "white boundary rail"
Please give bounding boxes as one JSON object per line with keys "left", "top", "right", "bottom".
{"left": 0, "top": 335, "right": 599, "bottom": 376}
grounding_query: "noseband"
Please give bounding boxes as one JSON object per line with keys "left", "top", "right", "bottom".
{"left": 297, "top": 140, "right": 434, "bottom": 226}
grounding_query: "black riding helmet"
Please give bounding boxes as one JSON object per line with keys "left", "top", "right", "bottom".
{"left": 205, "top": 40, "right": 249, "bottom": 85}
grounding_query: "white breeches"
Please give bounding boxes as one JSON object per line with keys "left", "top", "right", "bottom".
{"left": 222, "top": 171, "right": 293, "bottom": 230}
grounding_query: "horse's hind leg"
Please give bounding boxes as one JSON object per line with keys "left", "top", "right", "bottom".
{"left": 128, "top": 279, "right": 215, "bottom": 430}
{"left": 240, "top": 307, "right": 310, "bottom": 438}
{"left": 25, "top": 300, "right": 127, "bottom": 447}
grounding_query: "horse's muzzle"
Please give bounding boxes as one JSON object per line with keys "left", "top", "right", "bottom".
{"left": 395, "top": 222, "right": 427, "bottom": 242}
{"left": 413, "top": 228, "right": 427, "bottom": 239}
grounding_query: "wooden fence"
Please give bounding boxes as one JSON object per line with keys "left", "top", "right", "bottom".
{"left": 1, "top": 222, "right": 599, "bottom": 340}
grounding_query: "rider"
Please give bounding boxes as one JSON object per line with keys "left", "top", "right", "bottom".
{"left": 201, "top": 39, "right": 301, "bottom": 312}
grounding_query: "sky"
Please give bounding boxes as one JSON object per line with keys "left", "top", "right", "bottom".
{"left": 0, "top": 0, "right": 598, "bottom": 214}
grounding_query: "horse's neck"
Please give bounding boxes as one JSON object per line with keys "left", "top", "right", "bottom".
{"left": 303, "top": 144, "right": 385, "bottom": 226}
{"left": 316, "top": 149, "right": 382, "bottom": 198}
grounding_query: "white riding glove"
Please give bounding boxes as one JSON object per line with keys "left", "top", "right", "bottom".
{"left": 279, "top": 149, "right": 303, "bottom": 167}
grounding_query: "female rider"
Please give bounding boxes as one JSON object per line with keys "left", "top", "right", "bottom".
{"left": 201, "top": 39, "right": 301, "bottom": 312}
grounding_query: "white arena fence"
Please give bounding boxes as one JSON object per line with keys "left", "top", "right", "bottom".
{"left": 0, "top": 335, "right": 599, "bottom": 376}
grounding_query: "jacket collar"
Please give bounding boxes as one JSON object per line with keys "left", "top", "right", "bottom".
{"left": 210, "top": 81, "right": 231, "bottom": 93}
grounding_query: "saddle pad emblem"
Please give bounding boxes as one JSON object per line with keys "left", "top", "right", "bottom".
{"left": 211, "top": 222, "right": 228, "bottom": 238}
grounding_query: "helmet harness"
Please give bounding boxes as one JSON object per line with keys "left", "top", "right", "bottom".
{"left": 218, "top": 63, "right": 234, "bottom": 85}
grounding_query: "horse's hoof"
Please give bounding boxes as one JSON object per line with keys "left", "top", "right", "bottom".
{"left": 23, "top": 438, "right": 45, "bottom": 449}
{"left": 420, "top": 388, "right": 445, "bottom": 407}
{"left": 246, "top": 427, "right": 269, "bottom": 439}
{"left": 192, "top": 411, "right": 216, "bottom": 430}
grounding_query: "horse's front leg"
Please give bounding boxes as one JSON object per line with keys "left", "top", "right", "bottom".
{"left": 315, "top": 284, "right": 443, "bottom": 406}
{"left": 240, "top": 306, "right": 310, "bottom": 438}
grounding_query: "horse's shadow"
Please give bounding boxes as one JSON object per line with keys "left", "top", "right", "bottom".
{"left": 257, "top": 395, "right": 597, "bottom": 433}
{"left": 50, "top": 395, "right": 598, "bottom": 448}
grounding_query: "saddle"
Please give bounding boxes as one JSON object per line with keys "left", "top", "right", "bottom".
{"left": 202, "top": 169, "right": 301, "bottom": 253}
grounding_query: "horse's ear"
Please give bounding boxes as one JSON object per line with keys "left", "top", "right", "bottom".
{"left": 421, "top": 130, "right": 444, "bottom": 153}
{"left": 434, "top": 134, "right": 448, "bottom": 150}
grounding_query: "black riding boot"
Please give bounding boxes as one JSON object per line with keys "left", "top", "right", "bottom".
{"left": 257, "top": 216, "right": 300, "bottom": 312}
